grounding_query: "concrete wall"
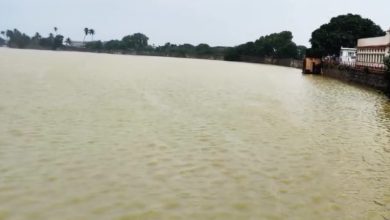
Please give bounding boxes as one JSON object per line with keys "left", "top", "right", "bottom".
{"left": 322, "top": 66, "right": 389, "bottom": 91}
{"left": 240, "top": 56, "right": 303, "bottom": 69}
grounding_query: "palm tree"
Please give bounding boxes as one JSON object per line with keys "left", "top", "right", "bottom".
{"left": 65, "top": 38, "right": 72, "bottom": 46}
{"left": 83, "top": 27, "right": 89, "bottom": 42}
{"left": 54, "top": 27, "right": 58, "bottom": 35}
{"left": 34, "top": 32, "right": 41, "bottom": 39}
{"left": 32, "top": 32, "right": 41, "bottom": 42}
{"left": 0, "top": 31, "right": 5, "bottom": 37}
{"left": 88, "top": 29, "right": 95, "bottom": 41}
{"left": 6, "top": 30, "right": 13, "bottom": 40}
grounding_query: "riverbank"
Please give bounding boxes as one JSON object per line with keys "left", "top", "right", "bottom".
{"left": 321, "top": 65, "right": 389, "bottom": 93}
{"left": 225, "top": 55, "right": 303, "bottom": 69}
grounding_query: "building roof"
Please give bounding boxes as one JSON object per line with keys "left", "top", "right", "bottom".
{"left": 357, "top": 31, "right": 390, "bottom": 48}
{"left": 340, "top": 47, "right": 357, "bottom": 51}
{"left": 70, "top": 41, "right": 86, "bottom": 47}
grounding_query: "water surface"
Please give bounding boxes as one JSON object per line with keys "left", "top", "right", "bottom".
{"left": 0, "top": 48, "right": 389, "bottom": 220}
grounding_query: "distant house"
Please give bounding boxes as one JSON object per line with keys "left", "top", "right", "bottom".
{"left": 339, "top": 47, "right": 356, "bottom": 65}
{"left": 356, "top": 29, "right": 390, "bottom": 69}
{"left": 70, "top": 41, "right": 86, "bottom": 48}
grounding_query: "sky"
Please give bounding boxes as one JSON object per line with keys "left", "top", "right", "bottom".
{"left": 1, "top": 0, "right": 389, "bottom": 47}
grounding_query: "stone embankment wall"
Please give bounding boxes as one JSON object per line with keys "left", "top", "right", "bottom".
{"left": 322, "top": 66, "right": 389, "bottom": 92}
{"left": 240, "top": 56, "right": 303, "bottom": 69}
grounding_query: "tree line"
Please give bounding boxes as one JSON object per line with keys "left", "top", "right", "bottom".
{"left": 0, "top": 13, "right": 387, "bottom": 61}
{"left": 0, "top": 28, "right": 227, "bottom": 59}
{"left": 84, "top": 34, "right": 228, "bottom": 59}
{"left": 0, "top": 28, "right": 64, "bottom": 50}
{"left": 224, "top": 31, "right": 306, "bottom": 61}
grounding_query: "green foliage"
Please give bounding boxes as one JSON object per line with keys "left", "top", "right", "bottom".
{"left": 195, "top": 44, "right": 212, "bottom": 55}
{"left": 385, "top": 52, "right": 390, "bottom": 71}
{"left": 104, "top": 40, "right": 123, "bottom": 51}
{"left": 155, "top": 43, "right": 192, "bottom": 57}
{"left": 6, "top": 29, "right": 31, "bottom": 48}
{"left": 31, "top": 32, "right": 42, "bottom": 45}
{"left": 121, "top": 33, "right": 149, "bottom": 51}
{"left": 296, "top": 45, "right": 307, "bottom": 60}
{"left": 85, "top": 41, "right": 103, "bottom": 51}
{"left": 224, "top": 31, "right": 300, "bottom": 61}
{"left": 65, "top": 38, "right": 72, "bottom": 46}
{"left": 384, "top": 52, "right": 390, "bottom": 80}
{"left": 256, "top": 31, "right": 298, "bottom": 58}
{"left": 0, "top": 37, "right": 5, "bottom": 46}
{"left": 53, "top": 35, "right": 64, "bottom": 50}
{"left": 310, "top": 14, "right": 384, "bottom": 56}
{"left": 39, "top": 33, "right": 54, "bottom": 48}
{"left": 38, "top": 33, "right": 63, "bottom": 50}
{"left": 1, "top": 27, "right": 226, "bottom": 59}
{"left": 154, "top": 42, "right": 226, "bottom": 58}
{"left": 88, "top": 29, "right": 95, "bottom": 40}
{"left": 83, "top": 27, "right": 89, "bottom": 41}
{"left": 224, "top": 47, "right": 242, "bottom": 61}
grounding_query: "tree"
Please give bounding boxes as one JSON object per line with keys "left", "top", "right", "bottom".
{"left": 33, "top": 32, "right": 41, "bottom": 40}
{"left": 104, "top": 40, "right": 123, "bottom": 51}
{"left": 65, "top": 38, "right": 72, "bottom": 46}
{"left": 296, "top": 45, "right": 307, "bottom": 59}
{"left": 88, "top": 29, "right": 95, "bottom": 40}
{"left": 31, "top": 32, "right": 42, "bottom": 46}
{"left": 0, "top": 31, "right": 5, "bottom": 38}
{"left": 195, "top": 43, "right": 212, "bottom": 56}
{"left": 385, "top": 52, "right": 390, "bottom": 71}
{"left": 254, "top": 31, "right": 298, "bottom": 58}
{"left": 5, "top": 29, "right": 31, "bottom": 48}
{"left": 224, "top": 31, "right": 299, "bottom": 61}
{"left": 39, "top": 33, "right": 55, "bottom": 49}
{"left": 6, "top": 30, "right": 14, "bottom": 40}
{"left": 83, "top": 27, "right": 89, "bottom": 42}
{"left": 155, "top": 43, "right": 199, "bottom": 57}
{"left": 0, "top": 37, "right": 5, "bottom": 46}
{"left": 53, "top": 35, "right": 64, "bottom": 50}
{"left": 310, "top": 14, "right": 385, "bottom": 56}
{"left": 121, "top": 33, "right": 149, "bottom": 51}
{"left": 85, "top": 40, "right": 103, "bottom": 51}
{"left": 384, "top": 51, "right": 390, "bottom": 94}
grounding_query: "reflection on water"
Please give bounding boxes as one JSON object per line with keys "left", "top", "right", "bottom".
{"left": 0, "top": 48, "right": 389, "bottom": 220}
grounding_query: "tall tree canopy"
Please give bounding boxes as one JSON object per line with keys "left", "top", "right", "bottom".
{"left": 5, "top": 29, "right": 31, "bottom": 48}
{"left": 121, "top": 33, "right": 149, "bottom": 50}
{"left": 83, "top": 27, "right": 89, "bottom": 42}
{"left": 224, "top": 31, "right": 302, "bottom": 61}
{"left": 310, "top": 14, "right": 385, "bottom": 56}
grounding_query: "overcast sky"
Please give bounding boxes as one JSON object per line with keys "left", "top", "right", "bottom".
{"left": 1, "top": 0, "right": 389, "bottom": 47}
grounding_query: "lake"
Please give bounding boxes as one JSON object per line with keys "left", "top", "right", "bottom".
{"left": 0, "top": 48, "right": 389, "bottom": 220}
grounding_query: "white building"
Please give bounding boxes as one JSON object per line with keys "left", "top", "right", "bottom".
{"left": 356, "top": 30, "right": 390, "bottom": 69}
{"left": 339, "top": 47, "right": 357, "bottom": 65}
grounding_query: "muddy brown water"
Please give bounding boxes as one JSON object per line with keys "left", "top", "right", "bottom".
{"left": 0, "top": 48, "right": 389, "bottom": 220}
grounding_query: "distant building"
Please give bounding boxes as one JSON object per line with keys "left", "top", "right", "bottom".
{"left": 356, "top": 30, "right": 390, "bottom": 69}
{"left": 70, "top": 41, "right": 86, "bottom": 48}
{"left": 339, "top": 47, "right": 356, "bottom": 65}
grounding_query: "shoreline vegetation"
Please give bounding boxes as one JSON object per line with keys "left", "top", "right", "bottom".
{"left": 0, "top": 14, "right": 389, "bottom": 82}
{"left": 0, "top": 26, "right": 307, "bottom": 62}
